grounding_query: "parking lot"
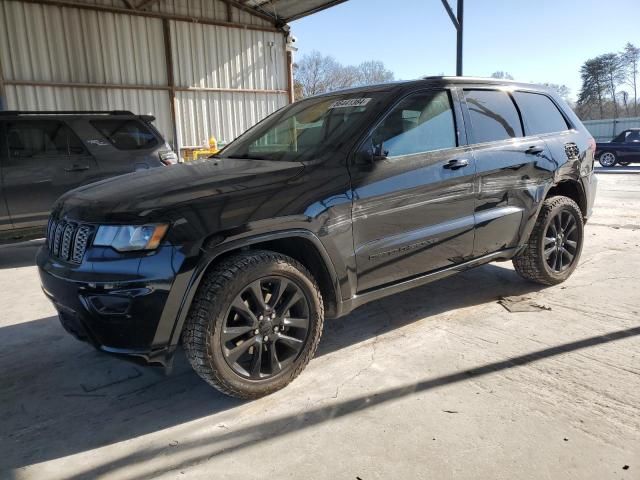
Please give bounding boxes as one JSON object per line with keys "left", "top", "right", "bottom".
{"left": 1, "top": 173, "right": 639, "bottom": 480}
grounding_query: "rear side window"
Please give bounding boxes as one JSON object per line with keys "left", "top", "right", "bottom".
{"left": 91, "top": 119, "right": 157, "bottom": 150}
{"left": 370, "top": 90, "right": 457, "bottom": 157}
{"left": 513, "top": 91, "right": 569, "bottom": 135}
{"left": 463, "top": 90, "right": 523, "bottom": 143}
{"left": 6, "top": 121, "right": 87, "bottom": 158}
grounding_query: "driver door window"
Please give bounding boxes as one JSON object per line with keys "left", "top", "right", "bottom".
{"left": 370, "top": 90, "right": 457, "bottom": 157}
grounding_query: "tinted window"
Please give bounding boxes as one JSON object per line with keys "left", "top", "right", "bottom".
{"left": 464, "top": 90, "right": 523, "bottom": 143}
{"left": 614, "top": 130, "right": 640, "bottom": 143}
{"left": 513, "top": 91, "right": 569, "bottom": 135}
{"left": 370, "top": 90, "right": 456, "bottom": 157}
{"left": 6, "top": 121, "right": 85, "bottom": 158}
{"left": 91, "top": 119, "right": 157, "bottom": 150}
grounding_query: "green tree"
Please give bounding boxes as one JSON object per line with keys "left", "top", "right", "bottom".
{"left": 578, "top": 57, "right": 607, "bottom": 119}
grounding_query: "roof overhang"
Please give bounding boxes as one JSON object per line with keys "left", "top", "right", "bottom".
{"left": 241, "top": 0, "right": 349, "bottom": 24}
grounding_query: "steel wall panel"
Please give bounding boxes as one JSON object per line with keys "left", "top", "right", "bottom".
{"left": 0, "top": 1, "right": 166, "bottom": 85}
{"left": 171, "top": 21, "right": 286, "bottom": 91}
{"left": 176, "top": 90, "right": 287, "bottom": 146}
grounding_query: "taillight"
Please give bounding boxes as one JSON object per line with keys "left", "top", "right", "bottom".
{"left": 587, "top": 137, "right": 596, "bottom": 152}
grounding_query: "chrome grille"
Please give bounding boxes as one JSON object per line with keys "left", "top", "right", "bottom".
{"left": 46, "top": 217, "right": 93, "bottom": 264}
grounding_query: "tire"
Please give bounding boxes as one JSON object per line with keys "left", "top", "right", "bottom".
{"left": 598, "top": 151, "right": 617, "bottom": 167}
{"left": 618, "top": 160, "right": 631, "bottom": 166}
{"left": 182, "top": 250, "right": 324, "bottom": 399}
{"left": 513, "top": 196, "right": 584, "bottom": 286}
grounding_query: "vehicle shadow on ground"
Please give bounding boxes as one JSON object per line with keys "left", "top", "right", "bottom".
{"left": 0, "top": 239, "right": 43, "bottom": 270}
{"left": 0, "top": 263, "right": 558, "bottom": 475}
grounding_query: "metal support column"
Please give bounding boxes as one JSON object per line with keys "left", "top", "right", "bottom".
{"left": 162, "top": 18, "right": 180, "bottom": 155}
{"left": 440, "top": 0, "right": 464, "bottom": 76}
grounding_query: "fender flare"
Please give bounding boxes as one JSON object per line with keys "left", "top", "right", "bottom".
{"left": 166, "top": 229, "right": 343, "bottom": 348}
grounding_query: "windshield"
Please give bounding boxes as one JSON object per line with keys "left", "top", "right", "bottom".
{"left": 219, "top": 92, "right": 388, "bottom": 162}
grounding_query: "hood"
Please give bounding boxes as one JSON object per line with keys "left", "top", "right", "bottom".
{"left": 55, "top": 158, "right": 305, "bottom": 223}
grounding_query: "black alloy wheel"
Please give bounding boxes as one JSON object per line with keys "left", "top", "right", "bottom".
{"left": 182, "top": 250, "right": 324, "bottom": 399}
{"left": 543, "top": 210, "right": 580, "bottom": 273}
{"left": 221, "top": 276, "right": 310, "bottom": 379}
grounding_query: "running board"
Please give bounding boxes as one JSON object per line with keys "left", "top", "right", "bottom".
{"left": 342, "top": 248, "right": 518, "bottom": 314}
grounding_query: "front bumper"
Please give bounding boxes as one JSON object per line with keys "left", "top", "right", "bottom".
{"left": 37, "top": 243, "right": 191, "bottom": 366}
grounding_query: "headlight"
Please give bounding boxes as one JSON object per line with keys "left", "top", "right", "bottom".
{"left": 93, "top": 224, "right": 169, "bottom": 252}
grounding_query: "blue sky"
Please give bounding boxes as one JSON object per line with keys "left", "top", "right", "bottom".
{"left": 291, "top": 0, "right": 640, "bottom": 101}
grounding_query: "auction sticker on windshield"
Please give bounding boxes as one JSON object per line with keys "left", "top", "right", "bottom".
{"left": 329, "top": 98, "right": 372, "bottom": 108}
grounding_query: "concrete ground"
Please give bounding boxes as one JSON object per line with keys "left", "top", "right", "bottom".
{"left": 1, "top": 174, "right": 639, "bottom": 480}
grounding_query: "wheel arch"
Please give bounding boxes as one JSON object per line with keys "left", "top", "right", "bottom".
{"left": 168, "top": 229, "right": 343, "bottom": 348}
{"left": 545, "top": 179, "right": 587, "bottom": 218}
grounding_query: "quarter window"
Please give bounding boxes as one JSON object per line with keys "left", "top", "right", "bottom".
{"left": 91, "top": 119, "right": 157, "bottom": 150}
{"left": 513, "top": 91, "right": 569, "bottom": 135}
{"left": 464, "top": 90, "right": 523, "bottom": 143}
{"left": 370, "top": 90, "right": 457, "bottom": 157}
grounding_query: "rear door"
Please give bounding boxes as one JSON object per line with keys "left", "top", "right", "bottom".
{"left": 3, "top": 120, "right": 97, "bottom": 229}
{"left": 461, "top": 88, "right": 555, "bottom": 257}
{"left": 351, "top": 88, "right": 477, "bottom": 292}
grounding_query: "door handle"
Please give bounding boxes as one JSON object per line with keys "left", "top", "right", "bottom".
{"left": 443, "top": 158, "right": 469, "bottom": 170}
{"left": 525, "top": 145, "right": 544, "bottom": 155}
{"left": 65, "top": 165, "right": 90, "bottom": 172}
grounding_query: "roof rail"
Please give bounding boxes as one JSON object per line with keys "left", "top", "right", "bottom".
{"left": 0, "top": 110, "right": 135, "bottom": 116}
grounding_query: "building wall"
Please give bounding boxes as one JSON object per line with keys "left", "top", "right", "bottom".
{"left": 0, "top": 0, "right": 289, "bottom": 150}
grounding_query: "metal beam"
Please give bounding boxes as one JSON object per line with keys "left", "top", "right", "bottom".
{"left": 440, "top": 0, "right": 464, "bottom": 76}
{"left": 218, "top": 0, "right": 276, "bottom": 24}
{"left": 121, "top": 0, "right": 135, "bottom": 9}
{"left": 4, "top": 79, "right": 288, "bottom": 95}
{"left": 17, "top": 0, "right": 281, "bottom": 33}
{"left": 135, "top": 0, "right": 160, "bottom": 10}
{"left": 162, "top": 18, "right": 179, "bottom": 152}
{"left": 456, "top": 0, "right": 463, "bottom": 76}
{"left": 0, "top": 54, "right": 6, "bottom": 110}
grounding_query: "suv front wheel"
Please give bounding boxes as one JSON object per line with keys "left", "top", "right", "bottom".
{"left": 182, "top": 250, "right": 324, "bottom": 399}
{"left": 513, "top": 196, "right": 584, "bottom": 285}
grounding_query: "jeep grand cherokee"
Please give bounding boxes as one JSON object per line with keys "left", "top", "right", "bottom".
{"left": 37, "top": 77, "right": 597, "bottom": 398}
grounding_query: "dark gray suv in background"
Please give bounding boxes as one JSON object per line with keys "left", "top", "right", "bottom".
{"left": 0, "top": 110, "right": 177, "bottom": 242}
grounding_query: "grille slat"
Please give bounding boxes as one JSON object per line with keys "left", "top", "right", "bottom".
{"left": 46, "top": 217, "right": 93, "bottom": 264}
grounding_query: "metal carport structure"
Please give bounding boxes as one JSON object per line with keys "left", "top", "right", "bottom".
{"left": 0, "top": 0, "right": 350, "bottom": 154}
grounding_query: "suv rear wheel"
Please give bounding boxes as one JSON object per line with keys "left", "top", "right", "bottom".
{"left": 513, "top": 196, "right": 584, "bottom": 285}
{"left": 182, "top": 250, "right": 324, "bottom": 399}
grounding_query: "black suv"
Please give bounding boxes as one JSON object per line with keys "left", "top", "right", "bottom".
{"left": 1, "top": 110, "right": 177, "bottom": 241}
{"left": 37, "top": 78, "right": 597, "bottom": 398}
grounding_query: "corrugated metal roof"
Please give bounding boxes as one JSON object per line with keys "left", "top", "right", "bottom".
{"left": 242, "top": 0, "right": 349, "bottom": 23}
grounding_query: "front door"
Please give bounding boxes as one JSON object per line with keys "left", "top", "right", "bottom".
{"left": 3, "top": 120, "right": 98, "bottom": 229}
{"left": 350, "top": 89, "right": 477, "bottom": 293}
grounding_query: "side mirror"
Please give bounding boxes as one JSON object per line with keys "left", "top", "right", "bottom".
{"left": 372, "top": 142, "right": 389, "bottom": 162}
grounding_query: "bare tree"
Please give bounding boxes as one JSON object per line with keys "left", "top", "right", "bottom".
{"left": 621, "top": 42, "right": 640, "bottom": 115}
{"left": 293, "top": 51, "right": 344, "bottom": 98}
{"left": 490, "top": 71, "right": 514, "bottom": 80}
{"left": 357, "top": 60, "right": 394, "bottom": 85}
{"left": 294, "top": 51, "right": 394, "bottom": 99}
{"left": 599, "top": 53, "right": 625, "bottom": 119}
